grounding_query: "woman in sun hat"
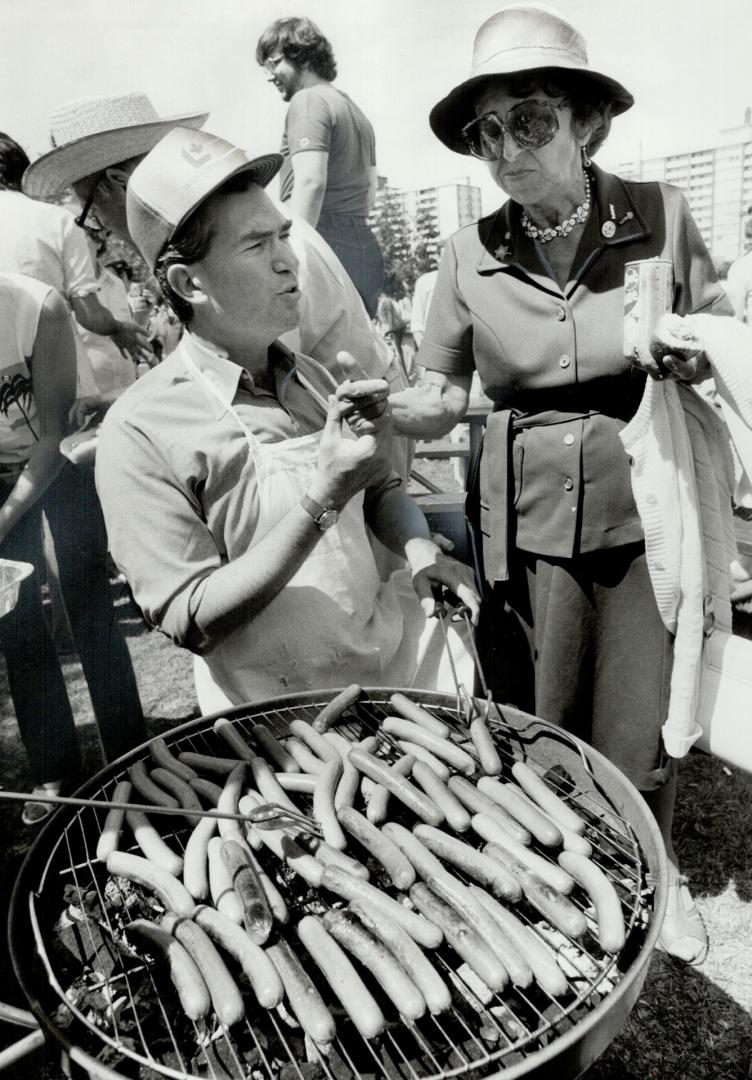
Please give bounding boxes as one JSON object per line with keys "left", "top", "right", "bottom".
{"left": 389, "top": 3, "right": 734, "bottom": 964}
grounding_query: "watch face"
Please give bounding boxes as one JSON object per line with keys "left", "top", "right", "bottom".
{"left": 318, "top": 508, "right": 339, "bottom": 531}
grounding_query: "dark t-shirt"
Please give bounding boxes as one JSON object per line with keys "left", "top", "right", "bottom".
{"left": 279, "top": 84, "right": 375, "bottom": 218}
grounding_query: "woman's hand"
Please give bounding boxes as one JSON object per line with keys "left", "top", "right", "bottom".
{"left": 646, "top": 313, "right": 708, "bottom": 382}
{"left": 406, "top": 539, "right": 481, "bottom": 625}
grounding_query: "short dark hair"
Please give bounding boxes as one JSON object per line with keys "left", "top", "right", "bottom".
{"left": 0, "top": 133, "right": 31, "bottom": 191}
{"left": 154, "top": 171, "right": 261, "bottom": 324}
{"left": 256, "top": 16, "right": 337, "bottom": 81}
{"left": 477, "top": 69, "right": 614, "bottom": 157}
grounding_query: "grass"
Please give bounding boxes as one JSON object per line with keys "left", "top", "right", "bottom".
{"left": 0, "top": 572, "right": 751, "bottom": 1079}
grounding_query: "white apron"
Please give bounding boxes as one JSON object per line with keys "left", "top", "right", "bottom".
{"left": 186, "top": 352, "right": 472, "bottom": 713}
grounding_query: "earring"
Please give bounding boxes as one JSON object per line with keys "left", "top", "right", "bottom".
{"left": 581, "top": 145, "right": 591, "bottom": 169}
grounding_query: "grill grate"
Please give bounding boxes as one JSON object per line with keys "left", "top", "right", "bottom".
{"left": 13, "top": 691, "right": 664, "bottom": 1080}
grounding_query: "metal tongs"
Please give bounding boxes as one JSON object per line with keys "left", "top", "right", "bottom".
{"left": 429, "top": 583, "right": 490, "bottom": 724}
{"left": 245, "top": 801, "right": 323, "bottom": 838}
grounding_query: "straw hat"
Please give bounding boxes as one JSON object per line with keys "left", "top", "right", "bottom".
{"left": 430, "top": 4, "right": 633, "bottom": 154}
{"left": 127, "top": 128, "right": 283, "bottom": 271}
{"left": 23, "top": 92, "right": 209, "bottom": 197}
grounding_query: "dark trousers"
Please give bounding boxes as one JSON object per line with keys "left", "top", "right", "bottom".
{"left": 317, "top": 214, "right": 384, "bottom": 319}
{"left": 0, "top": 463, "right": 146, "bottom": 783}
{"left": 486, "top": 542, "right": 673, "bottom": 792}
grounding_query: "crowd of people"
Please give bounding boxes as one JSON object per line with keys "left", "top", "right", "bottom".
{"left": 1, "top": 6, "right": 752, "bottom": 977}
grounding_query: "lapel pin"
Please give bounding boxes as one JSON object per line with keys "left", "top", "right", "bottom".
{"left": 601, "top": 221, "right": 616, "bottom": 238}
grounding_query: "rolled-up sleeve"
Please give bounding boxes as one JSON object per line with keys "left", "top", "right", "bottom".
{"left": 417, "top": 239, "right": 476, "bottom": 377}
{"left": 95, "top": 412, "right": 221, "bottom": 652}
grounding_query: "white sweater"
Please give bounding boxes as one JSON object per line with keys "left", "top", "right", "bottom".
{"left": 620, "top": 315, "right": 752, "bottom": 758}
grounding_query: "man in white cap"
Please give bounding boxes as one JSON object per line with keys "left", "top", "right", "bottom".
{"left": 23, "top": 92, "right": 396, "bottom": 403}
{"left": 95, "top": 127, "right": 477, "bottom": 712}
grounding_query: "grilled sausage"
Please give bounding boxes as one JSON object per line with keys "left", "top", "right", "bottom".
{"left": 322, "top": 909, "right": 426, "bottom": 1020}
{"left": 194, "top": 905, "right": 283, "bottom": 1008}
{"left": 470, "top": 887, "right": 569, "bottom": 997}
{"left": 266, "top": 938, "right": 336, "bottom": 1046}
{"left": 477, "top": 777, "right": 563, "bottom": 847}
{"left": 106, "top": 851, "right": 195, "bottom": 917}
{"left": 313, "top": 756, "right": 346, "bottom": 849}
{"left": 381, "top": 717, "right": 476, "bottom": 776}
{"left": 182, "top": 813, "right": 218, "bottom": 902}
{"left": 162, "top": 912, "right": 245, "bottom": 1027}
{"left": 325, "top": 731, "right": 374, "bottom": 810}
{"left": 337, "top": 806, "right": 415, "bottom": 889}
{"left": 189, "top": 777, "right": 225, "bottom": 806}
{"left": 150, "top": 738, "right": 197, "bottom": 782}
{"left": 468, "top": 715, "right": 503, "bottom": 776}
{"left": 448, "top": 776, "right": 531, "bottom": 845}
{"left": 311, "top": 683, "right": 363, "bottom": 733}
{"left": 216, "top": 762, "right": 247, "bottom": 840}
{"left": 557, "top": 851, "right": 626, "bottom": 953}
{"left": 296, "top": 914, "right": 385, "bottom": 1038}
{"left": 473, "top": 817, "right": 574, "bottom": 894}
{"left": 363, "top": 752, "right": 415, "bottom": 825}
{"left": 408, "top": 883, "right": 507, "bottom": 993}
{"left": 96, "top": 780, "right": 131, "bottom": 861}
{"left": 127, "top": 761, "right": 180, "bottom": 810}
{"left": 484, "top": 848, "right": 587, "bottom": 939}
{"left": 347, "top": 748, "right": 444, "bottom": 826}
{"left": 249, "top": 754, "right": 300, "bottom": 814}
{"left": 410, "top": 762, "right": 471, "bottom": 833}
{"left": 149, "top": 768, "right": 204, "bottom": 825}
{"left": 395, "top": 740, "right": 451, "bottom": 781}
{"left": 125, "top": 918, "right": 210, "bottom": 1021}
{"left": 511, "top": 761, "right": 587, "bottom": 835}
{"left": 348, "top": 902, "right": 452, "bottom": 1015}
{"left": 283, "top": 737, "right": 326, "bottom": 775}
{"left": 412, "top": 824, "right": 521, "bottom": 902}
{"left": 515, "top": 789, "right": 592, "bottom": 856}
{"left": 250, "top": 723, "right": 298, "bottom": 773}
{"left": 274, "top": 772, "right": 318, "bottom": 794}
{"left": 389, "top": 693, "right": 450, "bottom": 737}
{"left": 207, "top": 836, "right": 244, "bottom": 923}
{"left": 320, "top": 864, "right": 442, "bottom": 948}
{"left": 212, "top": 717, "right": 257, "bottom": 762}
{"left": 125, "top": 809, "right": 184, "bottom": 878}
{"left": 220, "top": 838, "right": 274, "bottom": 944}
{"left": 287, "top": 718, "right": 340, "bottom": 763}
{"left": 178, "top": 751, "right": 245, "bottom": 776}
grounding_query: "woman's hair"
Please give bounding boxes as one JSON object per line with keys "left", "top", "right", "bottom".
{"left": 0, "top": 133, "right": 31, "bottom": 191}
{"left": 478, "top": 69, "right": 614, "bottom": 156}
{"left": 255, "top": 16, "right": 337, "bottom": 81}
{"left": 154, "top": 171, "right": 260, "bottom": 324}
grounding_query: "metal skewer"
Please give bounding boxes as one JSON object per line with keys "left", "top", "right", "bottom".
{"left": 0, "top": 788, "right": 269, "bottom": 825}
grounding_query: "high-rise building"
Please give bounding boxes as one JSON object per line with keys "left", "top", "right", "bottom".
{"left": 400, "top": 179, "right": 483, "bottom": 241}
{"left": 615, "top": 109, "right": 752, "bottom": 262}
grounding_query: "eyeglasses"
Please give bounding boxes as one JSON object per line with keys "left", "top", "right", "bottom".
{"left": 264, "top": 54, "right": 285, "bottom": 75}
{"left": 461, "top": 100, "right": 568, "bottom": 161}
{"left": 74, "top": 181, "right": 104, "bottom": 232}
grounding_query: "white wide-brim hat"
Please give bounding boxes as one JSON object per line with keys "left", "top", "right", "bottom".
{"left": 127, "top": 128, "right": 283, "bottom": 271}
{"left": 430, "top": 4, "right": 633, "bottom": 155}
{"left": 23, "top": 92, "right": 209, "bottom": 197}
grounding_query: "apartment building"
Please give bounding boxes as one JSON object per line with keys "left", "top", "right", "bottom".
{"left": 616, "top": 110, "right": 752, "bottom": 262}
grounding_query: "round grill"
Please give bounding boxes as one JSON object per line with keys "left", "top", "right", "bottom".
{"left": 9, "top": 689, "right": 667, "bottom": 1080}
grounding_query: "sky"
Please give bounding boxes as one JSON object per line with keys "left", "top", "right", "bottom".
{"left": 2, "top": 0, "right": 752, "bottom": 215}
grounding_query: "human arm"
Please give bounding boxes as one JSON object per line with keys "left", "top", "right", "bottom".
{"left": 97, "top": 392, "right": 393, "bottom": 654}
{"left": 288, "top": 150, "right": 328, "bottom": 227}
{"left": 0, "top": 291, "right": 76, "bottom": 544}
{"left": 363, "top": 484, "right": 480, "bottom": 623}
{"left": 70, "top": 292, "right": 152, "bottom": 363}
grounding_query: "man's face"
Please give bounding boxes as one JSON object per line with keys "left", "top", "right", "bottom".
{"left": 189, "top": 183, "right": 301, "bottom": 350}
{"left": 73, "top": 166, "right": 134, "bottom": 242}
{"left": 264, "top": 54, "right": 305, "bottom": 102}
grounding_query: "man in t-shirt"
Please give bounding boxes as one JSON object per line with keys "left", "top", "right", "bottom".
{"left": 256, "top": 16, "right": 384, "bottom": 316}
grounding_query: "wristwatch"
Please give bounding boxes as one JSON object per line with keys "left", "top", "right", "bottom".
{"left": 300, "top": 493, "right": 339, "bottom": 532}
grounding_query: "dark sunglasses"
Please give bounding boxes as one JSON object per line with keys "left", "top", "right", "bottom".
{"left": 461, "top": 100, "right": 568, "bottom": 161}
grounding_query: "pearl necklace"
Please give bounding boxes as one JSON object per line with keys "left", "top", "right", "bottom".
{"left": 521, "top": 171, "right": 591, "bottom": 244}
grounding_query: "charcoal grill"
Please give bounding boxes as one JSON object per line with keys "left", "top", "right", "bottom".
{"left": 9, "top": 689, "right": 667, "bottom": 1080}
